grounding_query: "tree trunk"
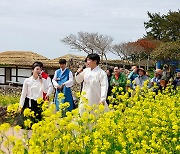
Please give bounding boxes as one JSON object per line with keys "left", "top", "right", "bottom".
{"left": 147, "top": 55, "right": 149, "bottom": 70}
{"left": 138, "top": 55, "right": 141, "bottom": 68}
{"left": 104, "top": 54, "right": 108, "bottom": 68}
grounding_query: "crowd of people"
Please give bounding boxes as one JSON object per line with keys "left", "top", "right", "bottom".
{"left": 19, "top": 53, "right": 180, "bottom": 118}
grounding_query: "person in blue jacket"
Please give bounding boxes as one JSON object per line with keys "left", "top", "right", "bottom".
{"left": 128, "top": 66, "right": 138, "bottom": 88}
{"left": 52, "top": 59, "right": 74, "bottom": 111}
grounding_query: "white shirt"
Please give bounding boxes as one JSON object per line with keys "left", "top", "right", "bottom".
{"left": 46, "top": 76, "right": 53, "bottom": 97}
{"left": 75, "top": 66, "right": 109, "bottom": 113}
{"left": 52, "top": 68, "right": 74, "bottom": 88}
{"left": 19, "top": 76, "right": 48, "bottom": 107}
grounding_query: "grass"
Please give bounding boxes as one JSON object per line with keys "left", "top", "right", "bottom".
{"left": 0, "top": 94, "right": 20, "bottom": 106}
{"left": 0, "top": 94, "right": 20, "bottom": 125}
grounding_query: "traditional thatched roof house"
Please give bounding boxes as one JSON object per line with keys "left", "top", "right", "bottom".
{"left": 0, "top": 51, "right": 49, "bottom": 67}
{"left": 0, "top": 51, "right": 52, "bottom": 85}
{"left": 0, "top": 51, "right": 86, "bottom": 86}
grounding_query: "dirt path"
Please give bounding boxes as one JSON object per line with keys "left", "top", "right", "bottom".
{"left": 0, "top": 127, "right": 31, "bottom": 154}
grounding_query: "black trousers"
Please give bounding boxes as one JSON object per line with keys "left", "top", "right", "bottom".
{"left": 22, "top": 97, "right": 42, "bottom": 121}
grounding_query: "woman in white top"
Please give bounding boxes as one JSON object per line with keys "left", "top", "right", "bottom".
{"left": 19, "top": 62, "right": 48, "bottom": 120}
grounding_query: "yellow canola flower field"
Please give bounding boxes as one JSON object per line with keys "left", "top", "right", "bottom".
{"left": 0, "top": 86, "right": 180, "bottom": 154}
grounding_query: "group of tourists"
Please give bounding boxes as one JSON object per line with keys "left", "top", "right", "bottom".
{"left": 107, "top": 64, "right": 180, "bottom": 96}
{"left": 19, "top": 53, "right": 180, "bottom": 118}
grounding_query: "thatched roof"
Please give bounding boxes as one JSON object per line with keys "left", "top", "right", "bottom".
{"left": 0, "top": 51, "right": 49, "bottom": 67}
{"left": 59, "top": 54, "right": 85, "bottom": 60}
{"left": 47, "top": 54, "right": 86, "bottom": 66}
{"left": 0, "top": 51, "right": 86, "bottom": 68}
{"left": 0, "top": 51, "right": 154, "bottom": 69}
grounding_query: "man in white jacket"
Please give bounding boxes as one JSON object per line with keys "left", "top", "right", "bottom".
{"left": 75, "top": 54, "right": 109, "bottom": 114}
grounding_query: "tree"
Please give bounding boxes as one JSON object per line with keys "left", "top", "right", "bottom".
{"left": 61, "top": 32, "right": 113, "bottom": 62}
{"left": 135, "top": 39, "right": 160, "bottom": 70}
{"left": 144, "top": 10, "right": 180, "bottom": 42}
{"left": 111, "top": 42, "right": 144, "bottom": 67}
{"left": 111, "top": 43, "right": 131, "bottom": 62}
{"left": 127, "top": 42, "right": 145, "bottom": 67}
{"left": 151, "top": 40, "right": 180, "bottom": 61}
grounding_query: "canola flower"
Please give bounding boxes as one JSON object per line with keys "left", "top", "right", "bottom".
{"left": 23, "top": 108, "right": 35, "bottom": 118}
{"left": 37, "top": 97, "right": 44, "bottom": 105}
{"left": 7, "top": 103, "right": 19, "bottom": 118}
{"left": 14, "top": 125, "right": 21, "bottom": 132}
{"left": 58, "top": 92, "right": 65, "bottom": 100}
{"left": 0, "top": 84, "right": 180, "bottom": 153}
{"left": 0, "top": 123, "right": 10, "bottom": 132}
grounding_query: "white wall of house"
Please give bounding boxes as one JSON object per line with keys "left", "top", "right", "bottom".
{"left": 11, "top": 77, "right": 16, "bottom": 82}
{"left": 0, "top": 68, "right": 5, "bottom": 84}
{"left": 0, "top": 68, "right": 4, "bottom": 75}
{"left": 18, "top": 69, "right": 32, "bottom": 77}
{"left": 17, "top": 68, "right": 31, "bottom": 84}
{"left": 0, "top": 76, "right": 4, "bottom": 84}
{"left": 18, "top": 77, "right": 28, "bottom": 84}
{"left": 0, "top": 67, "right": 56, "bottom": 85}
{"left": 0, "top": 67, "right": 31, "bottom": 84}
{"left": 12, "top": 68, "right": 16, "bottom": 76}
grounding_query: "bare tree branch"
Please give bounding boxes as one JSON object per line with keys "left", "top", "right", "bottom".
{"left": 111, "top": 42, "right": 145, "bottom": 66}
{"left": 61, "top": 32, "right": 113, "bottom": 62}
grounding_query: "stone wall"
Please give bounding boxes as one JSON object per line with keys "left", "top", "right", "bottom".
{"left": 0, "top": 86, "right": 22, "bottom": 96}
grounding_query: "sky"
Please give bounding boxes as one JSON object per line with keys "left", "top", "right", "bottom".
{"left": 0, "top": 0, "right": 179, "bottom": 59}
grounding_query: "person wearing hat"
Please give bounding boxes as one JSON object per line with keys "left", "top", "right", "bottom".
{"left": 133, "top": 68, "right": 150, "bottom": 89}
{"left": 151, "top": 69, "right": 163, "bottom": 86}
{"left": 128, "top": 66, "right": 138, "bottom": 89}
